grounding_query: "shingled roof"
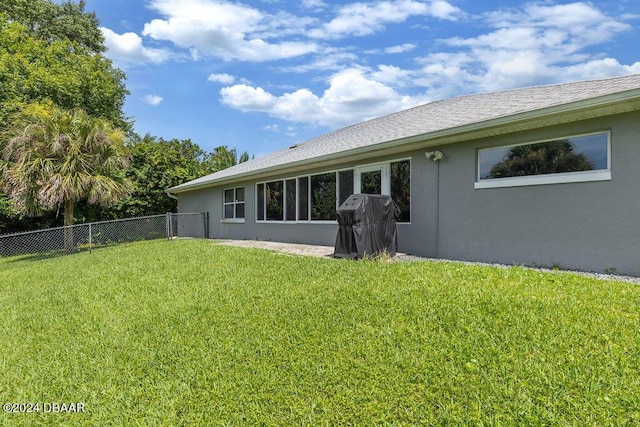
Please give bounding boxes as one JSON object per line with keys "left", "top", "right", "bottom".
{"left": 169, "top": 74, "right": 640, "bottom": 193}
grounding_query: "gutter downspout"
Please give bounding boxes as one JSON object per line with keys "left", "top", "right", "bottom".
{"left": 435, "top": 160, "right": 440, "bottom": 258}
{"left": 425, "top": 151, "right": 444, "bottom": 258}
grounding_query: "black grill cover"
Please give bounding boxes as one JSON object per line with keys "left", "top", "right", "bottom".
{"left": 334, "top": 194, "right": 400, "bottom": 259}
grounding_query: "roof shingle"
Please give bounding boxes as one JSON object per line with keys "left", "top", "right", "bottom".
{"left": 170, "top": 74, "right": 640, "bottom": 192}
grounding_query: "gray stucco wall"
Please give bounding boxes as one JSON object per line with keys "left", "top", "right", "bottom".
{"left": 431, "top": 110, "right": 640, "bottom": 275}
{"left": 178, "top": 154, "right": 417, "bottom": 248}
{"left": 178, "top": 110, "right": 640, "bottom": 275}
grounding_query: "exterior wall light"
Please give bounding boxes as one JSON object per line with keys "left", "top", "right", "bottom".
{"left": 425, "top": 150, "right": 443, "bottom": 161}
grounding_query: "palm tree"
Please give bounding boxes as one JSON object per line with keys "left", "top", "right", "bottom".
{"left": 489, "top": 140, "right": 594, "bottom": 179}
{"left": 1, "top": 104, "right": 132, "bottom": 252}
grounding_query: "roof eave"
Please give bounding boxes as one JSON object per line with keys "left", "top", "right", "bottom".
{"left": 167, "top": 88, "right": 640, "bottom": 194}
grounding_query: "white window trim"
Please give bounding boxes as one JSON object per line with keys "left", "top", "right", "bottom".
{"left": 297, "top": 176, "right": 309, "bottom": 223}
{"left": 476, "top": 131, "right": 611, "bottom": 190}
{"left": 255, "top": 157, "right": 412, "bottom": 224}
{"left": 308, "top": 171, "right": 338, "bottom": 222}
{"left": 475, "top": 170, "right": 611, "bottom": 189}
{"left": 222, "top": 187, "right": 245, "bottom": 222}
{"left": 284, "top": 178, "right": 297, "bottom": 222}
{"left": 354, "top": 163, "right": 390, "bottom": 195}
{"left": 221, "top": 218, "right": 245, "bottom": 224}
{"left": 390, "top": 158, "right": 412, "bottom": 224}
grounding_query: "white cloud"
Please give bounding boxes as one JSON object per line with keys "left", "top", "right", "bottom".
{"left": 220, "top": 68, "right": 414, "bottom": 127}
{"left": 301, "top": 0, "right": 327, "bottom": 10}
{"left": 263, "top": 124, "right": 280, "bottom": 132}
{"left": 414, "top": 1, "right": 638, "bottom": 94}
{"left": 371, "top": 65, "right": 414, "bottom": 87}
{"left": 553, "top": 58, "right": 640, "bottom": 82}
{"left": 220, "top": 85, "right": 278, "bottom": 110}
{"left": 282, "top": 51, "right": 359, "bottom": 73}
{"left": 318, "top": 68, "right": 411, "bottom": 124}
{"left": 217, "top": 1, "right": 639, "bottom": 130}
{"left": 429, "top": 0, "right": 462, "bottom": 20}
{"left": 309, "top": 0, "right": 461, "bottom": 39}
{"left": 101, "top": 27, "right": 171, "bottom": 64}
{"left": 142, "top": 0, "right": 319, "bottom": 61}
{"left": 208, "top": 73, "right": 236, "bottom": 84}
{"left": 384, "top": 43, "right": 417, "bottom": 54}
{"left": 221, "top": 85, "right": 322, "bottom": 123}
{"left": 189, "top": 47, "right": 200, "bottom": 61}
{"left": 141, "top": 94, "right": 164, "bottom": 106}
{"left": 486, "top": 2, "right": 630, "bottom": 40}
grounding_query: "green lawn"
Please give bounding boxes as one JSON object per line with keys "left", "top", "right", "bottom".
{"left": 1, "top": 239, "right": 639, "bottom": 426}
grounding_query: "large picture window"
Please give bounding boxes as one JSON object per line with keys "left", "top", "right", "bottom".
{"left": 310, "top": 172, "right": 337, "bottom": 221}
{"left": 255, "top": 159, "right": 410, "bottom": 223}
{"left": 391, "top": 160, "right": 410, "bottom": 222}
{"left": 266, "top": 181, "right": 284, "bottom": 221}
{"left": 257, "top": 183, "right": 265, "bottom": 221}
{"left": 223, "top": 187, "right": 245, "bottom": 220}
{"left": 285, "top": 179, "right": 297, "bottom": 221}
{"left": 477, "top": 132, "right": 610, "bottom": 189}
{"left": 298, "top": 177, "right": 309, "bottom": 221}
{"left": 338, "top": 170, "right": 354, "bottom": 206}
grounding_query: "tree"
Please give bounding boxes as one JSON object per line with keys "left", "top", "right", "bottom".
{"left": 111, "top": 137, "right": 254, "bottom": 218}
{"left": 489, "top": 140, "right": 595, "bottom": 179}
{"left": 206, "top": 146, "right": 238, "bottom": 171}
{"left": 113, "top": 135, "right": 215, "bottom": 217}
{"left": 0, "top": 193, "right": 19, "bottom": 232}
{"left": 239, "top": 150, "right": 250, "bottom": 163}
{"left": 0, "top": 16, "right": 128, "bottom": 127}
{"left": 1, "top": 104, "right": 132, "bottom": 251}
{"left": 0, "top": 3, "right": 128, "bottom": 231}
{"left": 0, "top": 0, "right": 105, "bottom": 53}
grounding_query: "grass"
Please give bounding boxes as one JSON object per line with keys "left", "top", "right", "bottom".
{"left": 1, "top": 239, "right": 639, "bottom": 426}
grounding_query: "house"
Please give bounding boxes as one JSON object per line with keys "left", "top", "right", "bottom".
{"left": 168, "top": 74, "right": 640, "bottom": 275}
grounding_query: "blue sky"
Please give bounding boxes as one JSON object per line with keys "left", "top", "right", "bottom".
{"left": 84, "top": 0, "right": 640, "bottom": 157}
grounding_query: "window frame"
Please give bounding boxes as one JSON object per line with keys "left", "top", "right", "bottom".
{"left": 354, "top": 163, "right": 390, "bottom": 195}
{"left": 222, "top": 187, "right": 246, "bottom": 223}
{"left": 254, "top": 157, "right": 411, "bottom": 224}
{"left": 265, "top": 180, "right": 284, "bottom": 221}
{"left": 285, "top": 178, "right": 297, "bottom": 222}
{"left": 353, "top": 158, "right": 412, "bottom": 224}
{"left": 390, "top": 159, "right": 412, "bottom": 223}
{"left": 475, "top": 131, "right": 611, "bottom": 189}
{"left": 338, "top": 169, "right": 355, "bottom": 207}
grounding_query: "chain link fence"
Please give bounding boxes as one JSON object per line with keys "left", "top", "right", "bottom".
{"left": 0, "top": 212, "right": 209, "bottom": 260}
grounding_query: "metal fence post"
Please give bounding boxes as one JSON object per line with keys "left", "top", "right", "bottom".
{"left": 89, "top": 223, "right": 92, "bottom": 253}
{"left": 202, "top": 212, "right": 210, "bottom": 239}
{"left": 166, "top": 212, "right": 171, "bottom": 240}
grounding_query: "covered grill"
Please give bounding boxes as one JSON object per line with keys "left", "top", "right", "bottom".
{"left": 334, "top": 194, "right": 400, "bottom": 259}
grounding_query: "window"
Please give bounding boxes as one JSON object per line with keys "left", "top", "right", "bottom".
{"left": 266, "top": 181, "right": 284, "bottom": 221}
{"left": 285, "top": 179, "right": 296, "bottom": 221}
{"left": 361, "top": 170, "right": 382, "bottom": 194}
{"left": 254, "top": 159, "right": 410, "bottom": 223}
{"left": 310, "top": 172, "right": 336, "bottom": 221}
{"left": 223, "top": 187, "right": 245, "bottom": 220}
{"left": 256, "top": 180, "right": 293, "bottom": 221}
{"left": 298, "top": 177, "right": 309, "bottom": 221}
{"left": 338, "top": 170, "right": 354, "bottom": 206}
{"left": 477, "top": 132, "right": 611, "bottom": 189}
{"left": 391, "top": 160, "right": 410, "bottom": 222}
{"left": 257, "top": 183, "right": 265, "bottom": 221}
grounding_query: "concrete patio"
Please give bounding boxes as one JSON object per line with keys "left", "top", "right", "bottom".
{"left": 214, "top": 239, "right": 336, "bottom": 258}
